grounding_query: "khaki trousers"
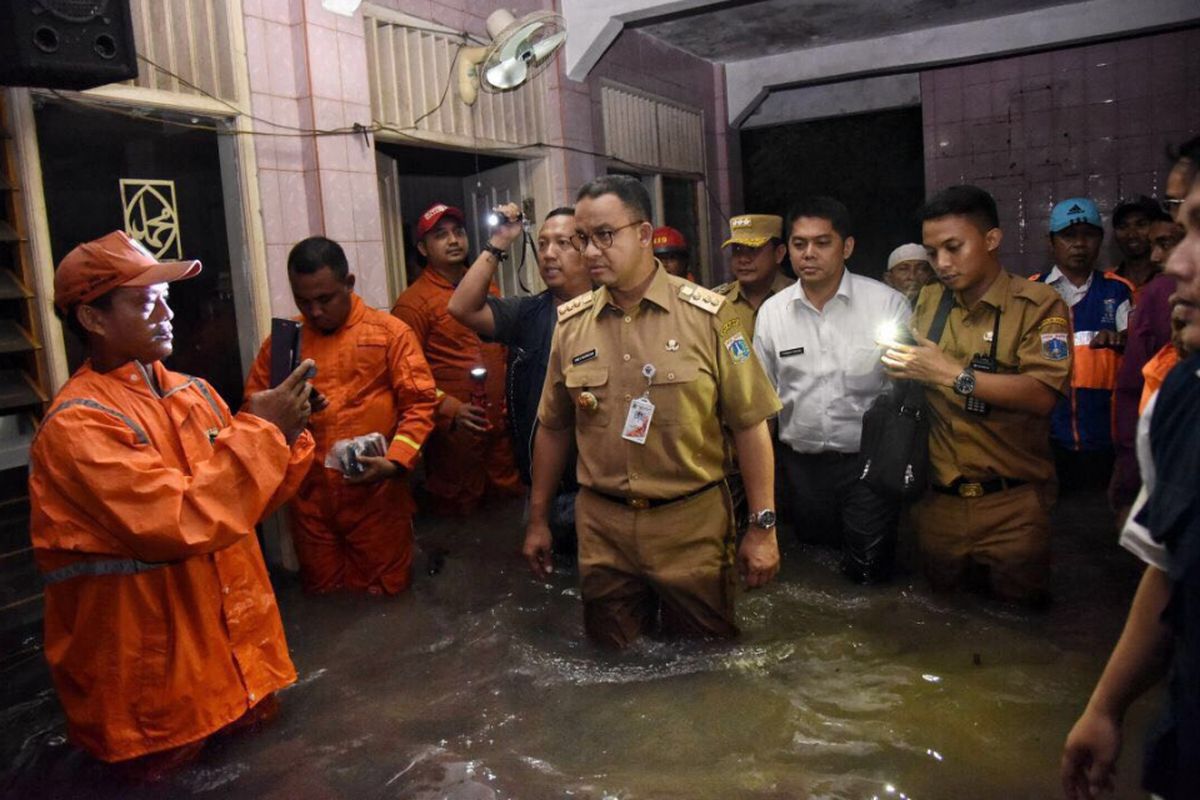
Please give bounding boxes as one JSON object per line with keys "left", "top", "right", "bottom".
{"left": 913, "top": 482, "right": 1052, "bottom": 603}
{"left": 575, "top": 484, "right": 737, "bottom": 648}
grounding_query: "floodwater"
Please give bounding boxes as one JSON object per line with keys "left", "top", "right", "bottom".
{"left": 1, "top": 490, "right": 1160, "bottom": 799}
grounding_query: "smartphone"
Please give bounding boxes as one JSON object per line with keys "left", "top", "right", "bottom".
{"left": 269, "top": 318, "right": 302, "bottom": 388}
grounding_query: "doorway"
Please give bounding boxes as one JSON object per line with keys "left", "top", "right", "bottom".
{"left": 740, "top": 106, "right": 926, "bottom": 280}
{"left": 33, "top": 97, "right": 247, "bottom": 405}
{"left": 374, "top": 142, "right": 539, "bottom": 300}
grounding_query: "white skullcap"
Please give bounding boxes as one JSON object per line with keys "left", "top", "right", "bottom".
{"left": 887, "top": 243, "right": 932, "bottom": 271}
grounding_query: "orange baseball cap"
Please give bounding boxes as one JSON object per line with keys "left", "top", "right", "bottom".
{"left": 54, "top": 230, "right": 201, "bottom": 313}
{"left": 651, "top": 226, "right": 687, "bottom": 254}
{"left": 414, "top": 203, "right": 466, "bottom": 240}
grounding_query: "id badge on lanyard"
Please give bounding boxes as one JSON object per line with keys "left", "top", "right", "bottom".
{"left": 621, "top": 363, "right": 657, "bottom": 444}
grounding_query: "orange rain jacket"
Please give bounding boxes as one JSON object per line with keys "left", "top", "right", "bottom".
{"left": 1140, "top": 343, "right": 1180, "bottom": 415}
{"left": 391, "top": 269, "right": 521, "bottom": 513}
{"left": 245, "top": 294, "right": 439, "bottom": 593}
{"left": 28, "top": 360, "right": 314, "bottom": 762}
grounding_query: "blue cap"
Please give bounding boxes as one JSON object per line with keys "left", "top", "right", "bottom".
{"left": 1050, "top": 197, "right": 1102, "bottom": 234}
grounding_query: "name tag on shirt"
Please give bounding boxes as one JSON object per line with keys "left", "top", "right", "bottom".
{"left": 779, "top": 347, "right": 805, "bottom": 357}
{"left": 572, "top": 349, "right": 598, "bottom": 365}
{"left": 621, "top": 397, "right": 655, "bottom": 444}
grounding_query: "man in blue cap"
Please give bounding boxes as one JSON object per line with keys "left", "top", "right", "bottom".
{"left": 1032, "top": 197, "right": 1133, "bottom": 493}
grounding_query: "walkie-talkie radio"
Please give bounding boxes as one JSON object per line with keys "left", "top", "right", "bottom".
{"left": 964, "top": 309, "right": 1002, "bottom": 416}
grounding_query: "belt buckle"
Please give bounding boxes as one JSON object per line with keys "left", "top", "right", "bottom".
{"left": 629, "top": 498, "right": 650, "bottom": 510}
{"left": 957, "top": 482, "right": 984, "bottom": 498}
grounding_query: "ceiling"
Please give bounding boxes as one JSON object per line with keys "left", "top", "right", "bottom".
{"left": 634, "top": 0, "right": 1079, "bottom": 62}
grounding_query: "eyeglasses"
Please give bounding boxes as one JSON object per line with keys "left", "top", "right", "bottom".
{"left": 570, "top": 220, "right": 646, "bottom": 252}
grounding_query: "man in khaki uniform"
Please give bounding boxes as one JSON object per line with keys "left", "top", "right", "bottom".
{"left": 522, "top": 175, "right": 782, "bottom": 648}
{"left": 713, "top": 213, "right": 792, "bottom": 534}
{"left": 882, "top": 185, "right": 1071, "bottom": 604}
{"left": 714, "top": 213, "right": 793, "bottom": 332}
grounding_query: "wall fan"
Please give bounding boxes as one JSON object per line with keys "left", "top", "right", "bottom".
{"left": 457, "top": 10, "right": 566, "bottom": 105}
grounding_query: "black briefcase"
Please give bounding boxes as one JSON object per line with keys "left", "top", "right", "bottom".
{"left": 859, "top": 380, "right": 930, "bottom": 500}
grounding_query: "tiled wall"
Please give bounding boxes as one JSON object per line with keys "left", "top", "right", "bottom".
{"left": 922, "top": 27, "right": 1200, "bottom": 276}
{"left": 243, "top": 0, "right": 386, "bottom": 312}
{"left": 243, "top": 0, "right": 737, "bottom": 312}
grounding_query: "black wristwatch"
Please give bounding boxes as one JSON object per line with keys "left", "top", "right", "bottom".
{"left": 953, "top": 366, "right": 977, "bottom": 397}
{"left": 748, "top": 509, "right": 777, "bottom": 530}
{"left": 483, "top": 243, "right": 508, "bottom": 262}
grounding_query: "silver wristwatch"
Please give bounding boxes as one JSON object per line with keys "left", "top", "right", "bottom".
{"left": 748, "top": 509, "right": 777, "bottom": 530}
{"left": 953, "top": 366, "right": 977, "bottom": 397}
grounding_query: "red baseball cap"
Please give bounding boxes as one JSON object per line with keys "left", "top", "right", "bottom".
{"left": 54, "top": 230, "right": 201, "bottom": 313}
{"left": 414, "top": 203, "right": 466, "bottom": 240}
{"left": 651, "top": 226, "right": 688, "bottom": 254}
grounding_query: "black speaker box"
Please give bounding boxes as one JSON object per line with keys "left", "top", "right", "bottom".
{"left": 0, "top": 1, "right": 139, "bottom": 91}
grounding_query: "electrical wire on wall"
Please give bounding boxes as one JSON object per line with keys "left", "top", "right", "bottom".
{"left": 41, "top": 47, "right": 732, "bottom": 229}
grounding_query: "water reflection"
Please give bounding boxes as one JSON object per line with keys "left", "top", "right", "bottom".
{"left": 0, "top": 490, "right": 1159, "bottom": 799}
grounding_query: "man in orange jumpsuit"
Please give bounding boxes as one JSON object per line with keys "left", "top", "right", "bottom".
{"left": 29, "top": 230, "right": 315, "bottom": 773}
{"left": 392, "top": 203, "right": 522, "bottom": 515}
{"left": 246, "top": 236, "right": 439, "bottom": 594}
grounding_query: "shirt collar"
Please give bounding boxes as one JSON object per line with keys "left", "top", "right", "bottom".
{"left": 968, "top": 268, "right": 1013, "bottom": 313}
{"left": 420, "top": 267, "right": 458, "bottom": 291}
{"left": 788, "top": 266, "right": 852, "bottom": 311}
{"left": 592, "top": 260, "right": 672, "bottom": 318}
{"left": 1044, "top": 265, "right": 1094, "bottom": 293}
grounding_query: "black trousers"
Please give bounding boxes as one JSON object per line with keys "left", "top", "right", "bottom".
{"left": 777, "top": 447, "right": 901, "bottom": 583}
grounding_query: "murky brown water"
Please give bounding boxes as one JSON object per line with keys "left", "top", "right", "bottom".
{"left": 1, "top": 490, "right": 1159, "bottom": 799}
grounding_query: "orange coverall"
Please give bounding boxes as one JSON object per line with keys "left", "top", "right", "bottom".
{"left": 28, "top": 360, "right": 313, "bottom": 763}
{"left": 391, "top": 269, "right": 522, "bottom": 515}
{"left": 246, "top": 294, "right": 438, "bottom": 594}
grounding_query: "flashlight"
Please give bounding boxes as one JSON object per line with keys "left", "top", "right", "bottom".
{"left": 487, "top": 209, "right": 524, "bottom": 228}
{"left": 875, "top": 320, "right": 914, "bottom": 348}
{"left": 469, "top": 366, "right": 491, "bottom": 430}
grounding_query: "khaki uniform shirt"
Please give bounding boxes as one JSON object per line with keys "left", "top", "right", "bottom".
{"left": 912, "top": 270, "right": 1071, "bottom": 486}
{"left": 714, "top": 272, "right": 795, "bottom": 334}
{"left": 539, "top": 263, "right": 782, "bottom": 500}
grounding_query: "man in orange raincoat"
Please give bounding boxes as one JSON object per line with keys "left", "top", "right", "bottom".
{"left": 246, "top": 236, "right": 439, "bottom": 594}
{"left": 29, "top": 230, "right": 315, "bottom": 772}
{"left": 392, "top": 203, "right": 522, "bottom": 515}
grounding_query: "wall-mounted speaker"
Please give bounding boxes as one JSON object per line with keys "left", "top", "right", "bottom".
{"left": 0, "top": 1, "right": 139, "bottom": 91}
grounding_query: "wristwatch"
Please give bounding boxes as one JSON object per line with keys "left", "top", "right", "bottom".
{"left": 748, "top": 509, "right": 777, "bottom": 530}
{"left": 953, "top": 366, "right": 977, "bottom": 397}
{"left": 483, "top": 243, "right": 508, "bottom": 262}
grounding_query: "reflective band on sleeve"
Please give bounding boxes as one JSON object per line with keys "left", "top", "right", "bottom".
{"left": 39, "top": 399, "right": 150, "bottom": 445}
{"left": 393, "top": 433, "right": 422, "bottom": 452}
{"left": 41, "top": 557, "right": 171, "bottom": 585}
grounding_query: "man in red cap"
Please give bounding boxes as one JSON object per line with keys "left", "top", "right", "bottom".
{"left": 652, "top": 225, "right": 696, "bottom": 281}
{"left": 29, "top": 230, "right": 316, "bottom": 775}
{"left": 392, "top": 204, "right": 522, "bottom": 515}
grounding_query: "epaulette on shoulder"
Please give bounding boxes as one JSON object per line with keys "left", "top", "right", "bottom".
{"left": 678, "top": 282, "right": 725, "bottom": 314}
{"left": 557, "top": 291, "right": 595, "bottom": 322}
{"left": 712, "top": 282, "right": 734, "bottom": 295}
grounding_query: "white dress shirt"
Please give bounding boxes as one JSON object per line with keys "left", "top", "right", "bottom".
{"left": 1042, "top": 266, "right": 1131, "bottom": 331}
{"left": 753, "top": 269, "right": 909, "bottom": 454}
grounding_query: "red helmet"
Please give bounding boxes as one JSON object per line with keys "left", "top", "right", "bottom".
{"left": 651, "top": 226, "right": 688, "bottom": 255}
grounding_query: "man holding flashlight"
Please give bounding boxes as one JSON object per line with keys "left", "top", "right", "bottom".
{"left": 753, "top": 197, "right": 909, "bottom": 584}
{"left": 392, "top": 203, "right": 523, "bottom": 516}
{"left": 882, "top": 185, "right": 1070, "bottom": 605}
{"left": 449, "top": 204, "right": 593, "bottom": 557}
{"left": 522, "top": 175, "right": 782, "bottom": 648}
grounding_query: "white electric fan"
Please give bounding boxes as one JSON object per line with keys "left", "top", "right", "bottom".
{"left": 457, "top": 10, "right": 567, "bottom": 105}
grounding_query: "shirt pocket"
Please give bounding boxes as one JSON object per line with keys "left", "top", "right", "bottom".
{"left": 843, "top": 344, "right": 885, "bottom": 404}
{"left": 346, "top": 335, "right": 390, "bottom": 407}
{"left": 649, "top": 362, "right": 700, "bottom": 425}
{"left": 564, "top": 365, "right": 610, "bottom": 427}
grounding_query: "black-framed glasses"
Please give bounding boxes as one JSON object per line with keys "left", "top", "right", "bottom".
{"left": 570, "top": 220, "right": 646, "bottom": 252}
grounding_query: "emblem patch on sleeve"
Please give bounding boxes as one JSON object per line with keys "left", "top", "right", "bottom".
{"left": 1041, "top": 332, "right": 1069, "bottom": 361}
{"left": 724, "top": 332, "right": 751, "bottom": 363}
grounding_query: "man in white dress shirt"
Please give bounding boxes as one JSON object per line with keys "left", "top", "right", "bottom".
{"left": 753, "top": 196, "right": 910, "bottom": 583}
